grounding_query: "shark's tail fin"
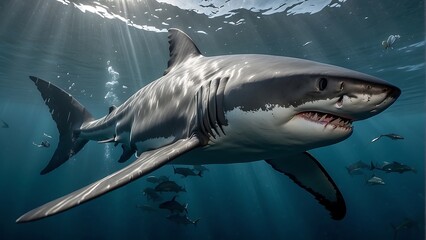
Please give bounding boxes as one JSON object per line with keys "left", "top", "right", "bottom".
{"left": 371, "top": 135, "right": 382, "bottom": 142}
{"left": 30, "top": 76, "right": 94, "bottom": 174}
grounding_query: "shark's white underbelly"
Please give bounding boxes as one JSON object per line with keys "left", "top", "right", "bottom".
{"left": 172, "top": 106, "right": 304, "bottom": 165}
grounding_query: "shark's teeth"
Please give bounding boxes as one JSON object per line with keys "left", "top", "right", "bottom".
{"left": 319, "top": 114, "right": 327, "bottom": 122}
{"left": 298, "top": 111, "right": 352, "bottom": 129}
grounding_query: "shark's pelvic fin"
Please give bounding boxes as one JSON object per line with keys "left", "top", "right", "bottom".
{"left": 164, "top": 28, "right": 202, "bottom": 75}
{"left": 30, "top": 76, "right": 94, "bottom": 175}
{"left": 16, "top": 136, "right": 202, "bottom": 223}
{"left": 118, "top": 144, "right": 136, "bottom": 163}
{"left": 108, "top": 105, "right": 117, "bottom": 114}
{"left": 266, "top": 152, "right": 346, "bottom": 220}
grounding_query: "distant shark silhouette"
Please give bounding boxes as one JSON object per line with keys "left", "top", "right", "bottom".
{"left": 17, "top": 28, "right": 400, "bottom": 223}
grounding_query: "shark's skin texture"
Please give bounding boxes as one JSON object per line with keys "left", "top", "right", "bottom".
{"left": 17, "top": 28, "right": 400, "bottom": 223}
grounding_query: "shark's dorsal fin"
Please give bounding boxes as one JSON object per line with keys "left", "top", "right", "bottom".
{"left": 164, "top": 28, "right": 202, "bottom": 75}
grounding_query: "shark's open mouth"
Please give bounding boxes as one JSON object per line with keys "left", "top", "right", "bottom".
{"left": 298, "top": 111, "right": 353, "bottom": 130}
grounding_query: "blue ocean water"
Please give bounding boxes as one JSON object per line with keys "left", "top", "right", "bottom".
{"left": 0, "top": 0, "right": 424, "bottom": 239}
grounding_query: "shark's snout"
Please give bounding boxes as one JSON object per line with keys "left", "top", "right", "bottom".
{"left": 338, "top": 80, "right": 401, "bottom": 121}
{"left": 379, "top": 85, "right": 401, "bottom": 108}
{"left": 387, "top": 84, "right": 402, "bottom": 100}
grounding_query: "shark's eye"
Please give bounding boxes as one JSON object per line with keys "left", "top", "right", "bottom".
{"left": 318, "top": 78, "right": 328, "bottom": 91}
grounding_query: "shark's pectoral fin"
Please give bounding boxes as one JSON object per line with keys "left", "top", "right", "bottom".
{"left": 266, "top": 152, "right": 346, "bottom": 220}
{"left": 16, "top": 136, "right": 202, "bottom": 223}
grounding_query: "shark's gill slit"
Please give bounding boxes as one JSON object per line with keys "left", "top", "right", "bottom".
{"left": 207, "top": 78, "right": 221, "bottom": 137}
{"left": 215, "top": 77, "right": 228, "bottom": 135}
{"left": 202, "top": 82, "right": 215, "bottom": 138}
{"left": 197, "top": 82, "right": 218, "bottom": 139}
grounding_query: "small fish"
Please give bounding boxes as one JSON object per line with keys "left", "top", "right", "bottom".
{"left": 346, "top": 160, "right": 370, "bottom": 175}
{"left": 155, "top": 180, "right": 186, "bottom": 193}
{"left": 158, "top": 175, "right": 170, "bottom": 183}
{"left": 146, "top": 175, "right": 170, "bottom": 183}
{"left": 32, "top": 140, "right": 51, "bottom": 148}
{"left": 1, "top": 120, "right": 9, "bottom": 128}
{"left": 366, "top": 175, "right": 385, "bottom": 185}
{"left": 371, "top": 161, "right": 416, "bottom": 174}
{"left": 146, "top": 176, "right": 159, "bottom": 183}
{"left": 302, "top": 41, "right": 312, "bottom": 47}
{"left": 43, "top": 133, "right": 53, "bottom": 138}
{"left": 167, "top": 213, "right": 200, "bottom": 226}
{"left": 159, "top": 196, "right": 188, "bottom": 213}
{"left": 382, "top": 34, "right": 400, "bottom": 49}
{"left": 193, "top": 165, "right": 209, "bottom": 173}
{"left": 173, "top": 166, "right": 202, "bottom": 177}
{"left": 142, "top": 187, "right": 162, "bottom": 201}
{"left": 371, "top": 133, "right": 404, "bottom": 142}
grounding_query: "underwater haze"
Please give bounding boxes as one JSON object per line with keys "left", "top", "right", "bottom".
{"left": 0, "top": 0, "right": 424, "bottom": 239}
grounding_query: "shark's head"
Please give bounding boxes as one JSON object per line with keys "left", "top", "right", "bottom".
{"left": 222, "top": 56, "right": 401, "bottom": 150}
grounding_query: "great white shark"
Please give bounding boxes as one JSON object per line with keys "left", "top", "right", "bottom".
{"left": 16, "top": 28, "right": 400, "bottom": 223}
